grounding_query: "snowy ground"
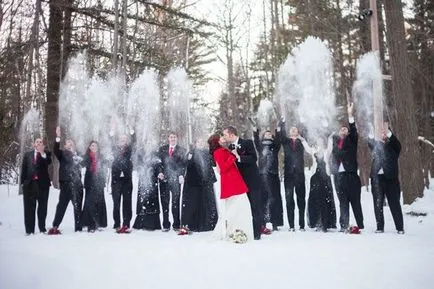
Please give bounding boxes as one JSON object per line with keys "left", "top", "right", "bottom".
{"left": 1, "top": 171, "right": 434, "bottom": 289}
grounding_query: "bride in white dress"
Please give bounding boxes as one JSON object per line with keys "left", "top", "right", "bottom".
{"left": 208, "top": 134, "right": 254, "bottom": 243}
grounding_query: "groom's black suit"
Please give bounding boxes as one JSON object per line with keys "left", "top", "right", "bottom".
{"left": 229, "top": 138, "right": 263, "bottom": 240}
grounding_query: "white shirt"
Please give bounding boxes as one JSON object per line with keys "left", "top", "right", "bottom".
{"left": 231, "top": 138, "right": 241, "bottom": 162}
{"left": 34, "top": 149, "right": 47, "bottom": 160}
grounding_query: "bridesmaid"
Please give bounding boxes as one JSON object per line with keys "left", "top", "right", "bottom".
{"left": 81, "top": 141, "right": 108, "bottom": 232}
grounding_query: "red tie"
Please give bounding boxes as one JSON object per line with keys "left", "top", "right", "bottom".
{"left": 169, "top": 147, "right": 174, "bottom": 157}
{"left": 32, "top": 152, "right": 40, "bottom": 180}
{"left": 291, "top": 139, "right": 296, "bottom": 151}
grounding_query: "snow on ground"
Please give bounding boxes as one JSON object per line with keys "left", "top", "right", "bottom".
{"left": 1, "top": 172, "right": 434, "bottom": 289}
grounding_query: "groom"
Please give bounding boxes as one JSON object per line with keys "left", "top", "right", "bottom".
{"left": 223, "top": 126, "right": 264, "bottom": 240}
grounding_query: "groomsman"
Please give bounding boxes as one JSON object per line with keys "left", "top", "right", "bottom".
{"left": 223, "top": 126, "right": 264, "bottom": 240}
{"left": 368, "top": 123, "right": 404, "bottom": 234}
{"left": 158, "top": 132, "right": 187, "bottom": 231}
{"left": 110, "top": 124, "right": 136, "bottom": 234}
{"left": 20, "top": 138, "right": 52, "bottom": 235}
{"left": 48, "top": 126, "right": 83, "bottom": 234}
{"left": 277, "top": 119, "right": 306, "bottom": 231}
{"left": 330, "top": 103, "right": 364, "bottom": 231}
{"left": 253, "top": 124, "right": 283, "bottom": 231}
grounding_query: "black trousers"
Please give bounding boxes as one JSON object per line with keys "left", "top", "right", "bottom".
{"left": 371, "top": 175, "right": 404, "bottom": 231}
{"left": 112, "top": 178, "right": 133, "bottom": 228}
{"left": 181, "top": 185, "right": 200, "bottom": 231}
{"left": 261, "top": 173, "right": 283, "bottom": 227}
{"left": 246, "top": 184, "right": 263, "bottom": 239}
{"left": 82, "top": 184, "right": 107, "bottom": 231}
{"left": 52, "top": 181, "right": 83, "bottom": 231}
{"left": 23, "top": 181, "right": 49, "bottom": 234}
{"left": 284, "top": 172, "right": 306, "bottom": 229}
{"left": 334, "top": 172, "right": 364, "bottom": 230}
{"left": 160, "top": 179, "right": 181, "bottom": 229}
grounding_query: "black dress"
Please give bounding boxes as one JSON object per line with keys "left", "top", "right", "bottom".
{"left": 307, "top": 155, "right": 337, "bottom": 231}
{"left": 133, "top": 152, "right": 162, "bottom": 230}
{"left": 181, "top": 148, "right": 218, "bottom": 232}
{"left": 81, "top": 152, "right": 108, "bottom": 230}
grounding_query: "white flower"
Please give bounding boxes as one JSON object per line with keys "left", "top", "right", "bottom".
{"left": 230, "top": 229, "right": 248, "bottom": 244}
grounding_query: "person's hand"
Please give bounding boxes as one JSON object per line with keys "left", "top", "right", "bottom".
{"left": 187, "top": 153, "right": 193, "bottom": 160}
{"left": 231, "top": 149, "right": 239, "bottom": 159}
{"left": 56, "top": 126, "right": 61, "bottom": 137}
{"left": 347, "top": 102, "right": 354, "bottom": 117}
{"left": 158, "top": 173, "right": 165, "bottom": 180}
{"left": 179, "top": 175, "right": 184, "bottom": 185}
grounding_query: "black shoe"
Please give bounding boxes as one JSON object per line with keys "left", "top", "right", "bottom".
{"left": 272, "top": 225, "right": 279, "bottom": 231}
{"left": 113, "top": 224, "right": 120, "bottom": 230}
{"left": 339, "top": 228, "right": 347, "bottom": 233}
{"left": 162, "top": 228, "right": 170, "bottom": 232}
{"left": 397, "top": 230, "right": 405, "bottom": 235}
{"left": 254, "top": 235, "right": 261, "bottom": 240}
{"left": 375, "top": 229, "right": 384, "bottom": 233}
{"left": 288, "top": 228, "right": 295, "bottom": 232}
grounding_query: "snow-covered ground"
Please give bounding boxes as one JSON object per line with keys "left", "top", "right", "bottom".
{"left": 1, "top": 172, "right": 434, "bottom": 289}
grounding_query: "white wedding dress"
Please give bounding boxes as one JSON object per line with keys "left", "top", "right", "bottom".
{"left": 213, "top": 168, "right": 254, "bottom": 242}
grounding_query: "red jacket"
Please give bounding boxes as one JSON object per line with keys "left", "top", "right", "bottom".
{"left": 213, "top": 147, "right": 248, "bottom": 199}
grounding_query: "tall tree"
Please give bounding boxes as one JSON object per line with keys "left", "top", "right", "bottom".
{"left": 384, "top": 0, "right": 424, "bottom": 203}
{"left": 45, "top": 0, "right": 63, "bottom": 146}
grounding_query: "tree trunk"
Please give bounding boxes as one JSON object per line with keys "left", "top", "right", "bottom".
{"left": 384, "top": 0, "right": 424, "bottom": 204}
{"left": 61, "top": 0, "right": 73, "bottom": 79}
{"left": 112, "top": 0, "right": 120, "bottom": 70}
{"left": 46, "top": 0, "right": 63, "bottom": 188}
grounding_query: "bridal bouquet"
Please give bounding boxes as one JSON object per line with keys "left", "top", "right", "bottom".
{"left": 230, "top": 229, "right": 248, "bottom": 244}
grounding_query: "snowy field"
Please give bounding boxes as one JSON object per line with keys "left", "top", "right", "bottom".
{"left": 1, "top": 172, "right": 434, "bottom": 289}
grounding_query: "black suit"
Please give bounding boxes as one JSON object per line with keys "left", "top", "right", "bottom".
{"left": 277, "top": 123, "right": 306, "bottom": 229}
{"left": 20, "top": 149, "right": 52, "bottom": 234}
{"left": 229, "top": 138, "right": 263, "bottom": 239}
{"left": 253, "top": 130, "right": 283, "bottom": 228}
{"left": 159, "top": 144, "right": 187, "bottom": 229}
{"left": 368, "top": 133, "right": 403, "bottom": 231}
{"left": 52, "top": 140, "right": 83, "bottom": 231}
{"left": 331, "top": 120, "right": 364, "bottom": 230}
{"left": 111, "top": 133, "right": 136, "bottom": 229}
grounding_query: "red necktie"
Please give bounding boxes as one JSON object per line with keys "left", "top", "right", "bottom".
{"left": 169, "top": 147, "right": 174, "bottom": 157}
{"left": 291, "top": 139, "right": 296, "bottom": 151}
{"left": 32, "top": 152, "right": 40, "bottom": 180}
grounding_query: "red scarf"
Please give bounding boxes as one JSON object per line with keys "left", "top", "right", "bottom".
{"left": 89, "top": 151, "right": 97, "bottom": 174}
{"left": 338, "top": 138, "right": 344, "bottom": 150}
{"left": 291, "top": 138, "right": 296, "bottom": 151}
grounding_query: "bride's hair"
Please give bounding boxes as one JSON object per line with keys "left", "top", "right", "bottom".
{"left": 208, "top": 133, "right": 221, "bottom": 155}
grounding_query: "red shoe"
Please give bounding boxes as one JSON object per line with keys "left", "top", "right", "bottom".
{"left": 261, "top": 226, "right": 272, "bottom": 235}
{"left": 349, "top": 226, "right": 360, "bottom": 234}
{"left": 116, "top": 226, "right": 131, "bottom": 234}
{"left": 47, "top": 227, "right": 61, "bottom": 235}
{"left": 177, "top": 227, "right": 191, "bottom": 236}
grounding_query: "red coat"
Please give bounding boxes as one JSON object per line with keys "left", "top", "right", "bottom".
{"left": 213, "top": 147, "right": 248, "bottom": 199}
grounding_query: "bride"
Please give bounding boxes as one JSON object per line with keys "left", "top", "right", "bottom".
{"left": 208, "top": 133, "right": 254, "bottom": 243}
